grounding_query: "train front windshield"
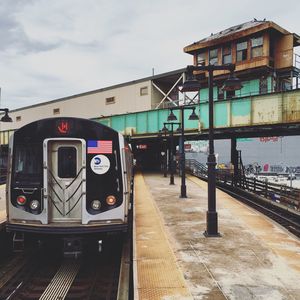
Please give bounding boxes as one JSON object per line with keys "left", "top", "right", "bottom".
{"left": 13, "top": 144, "right": 43, "bottom": 186}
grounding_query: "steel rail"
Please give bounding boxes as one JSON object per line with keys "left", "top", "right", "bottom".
{"left": 217, "top": 183, "right": 300, "bottom": 238}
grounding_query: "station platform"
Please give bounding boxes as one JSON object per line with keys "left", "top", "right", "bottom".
{"left": 133, "top": 172, "right": 300, "bottom": 300}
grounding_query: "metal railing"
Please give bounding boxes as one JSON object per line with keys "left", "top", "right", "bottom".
{"left": 186, "top": 159, "right": 300, "bottom": 211}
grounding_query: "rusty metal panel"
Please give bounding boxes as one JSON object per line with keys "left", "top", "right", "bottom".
{"left": 124, "top": 114, "right": 137, "bottom": 135}
{"left": 98, "top": 90, "right": 300, "bottom": 137}
{"left": 274, "top": 35, "right": 294, "bottom": 69}
{"left": 199, "top": 103, "right": 209, "bottom": 129}
{"left": 215, "top": 101, "right": 229, "bottom": 128}
{"left": 252, "top": 94, "right": 281, "bottom": 124}
{"left": 158, "top": 109, "right": 170, "bottom": 130}
{"left": 231, "top": 98, "right": 251, "bottom": 126}
{"left": 111, "top": 115, "right": 126, "bottom": 134}
{"left": 147, "top": 111, "right": 159, "bottom": 133}
{"left": 283, "top": 91, "right": 300, "bottom": 122}
{"left": 98, "top": 118, "right": 110, "bottom": 127}
{"left": 136, "top": 112, "right": 148, "bottom": 134}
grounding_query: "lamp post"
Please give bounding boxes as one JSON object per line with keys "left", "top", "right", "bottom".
{"left": 162, "top": 122, "right": 181, "bottom": 185}
{"left": 181, "top": 63, "right": 242, "bottom": 237}
{"left": 0, "top": 108, "right": 12, "bottom": 184}
{"left": 0, "top": 90, "right": 13, "bottom": 122}
{"left": 167, "top": 106, "right": 199, "bottom": 197}
{"left": 158, "top": 130, "right": 168, "bottom": 177}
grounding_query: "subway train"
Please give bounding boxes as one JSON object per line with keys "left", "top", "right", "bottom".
{"left": 6, "top": 117, "right": 133, "bottom": 253}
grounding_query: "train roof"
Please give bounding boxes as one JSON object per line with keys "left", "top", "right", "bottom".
{"left": 13, "top": 117, "right": 121, "bottom": 142}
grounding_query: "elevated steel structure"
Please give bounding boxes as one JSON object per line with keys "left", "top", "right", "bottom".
{"left": 96, "top": 89, "right": 300, "bottom": 140}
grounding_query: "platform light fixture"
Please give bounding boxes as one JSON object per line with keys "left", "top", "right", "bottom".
{"left": 0, "top": 108, "right": 12, "bottom": 122}
{"left": 166, "top": 106, "right": 199, "bottom": 198}
{"left": 181, "top": 63, "right": 242, "bottom": 237}
{"left": 158, "top": 129, "right": 168, "bottom": 178}
{"left": 162, "top": 122, "right": 181, "bottom": 185}
{"left": 221, "top": 72, "right": 243, "bottom": 92}
{"left": 167, "top": 110, "right": 177, "bottom": 121}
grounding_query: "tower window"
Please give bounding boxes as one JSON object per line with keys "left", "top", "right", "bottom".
{"left": 251, "top": 36, "right": 263, "bottom": 58}
{"left": 222, "top": 45, "right": 232, "bottom": 64}
{"left": 196, "top": 52, "right": 206, "bottom": 66}
{"left": 236, "top": 41, "right": 248, "bottom": 62}
{"left": 209, "top": 49, "right": 218, "bottom": 65}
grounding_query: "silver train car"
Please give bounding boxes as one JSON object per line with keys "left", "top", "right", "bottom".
{"left": 6, "top": 117, "right": 133, "bottom": 250}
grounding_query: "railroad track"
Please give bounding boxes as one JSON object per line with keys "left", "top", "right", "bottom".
{"left": 217, "top": 183, "right": 300, "bottom": 238}
{"left": 0, "top": 234, "right": 130, "bottom": 300}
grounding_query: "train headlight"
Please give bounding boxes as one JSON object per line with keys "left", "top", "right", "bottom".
{"left": 106, "top": 195, "right": 116, "bottom": 206}
{"left": 17, "top": 195, "right": 27, "bottom": 206}
{"left": 91, "top": 200, "right": 101, "bottom": 210}
{"left": 30, "top": 200, "right": 40, "bottom": 210}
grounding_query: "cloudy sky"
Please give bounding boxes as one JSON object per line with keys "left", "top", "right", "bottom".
{"left": 1, "top": 0, "right": 300, "bottom": 110}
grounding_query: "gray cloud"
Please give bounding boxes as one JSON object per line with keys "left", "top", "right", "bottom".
{"left": 0, "top": 0, "right": 59, "bottom": 54}
{"left": 0, "top": 0, "right": 300, "bottom": 109}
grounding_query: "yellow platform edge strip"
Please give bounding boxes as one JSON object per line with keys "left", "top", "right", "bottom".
{"left": 133, "top": 173, "right": 192, "bottom": 300}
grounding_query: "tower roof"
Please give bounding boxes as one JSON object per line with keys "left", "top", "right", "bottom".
{"left": 184, "top": 19, "right": 300, "bottom": 54}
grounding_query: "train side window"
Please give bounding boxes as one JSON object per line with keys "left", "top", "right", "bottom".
{"left": 13, "top": 144, "right": 42, "bottom": 185}
{"left": 58, "top": 147, "right": 77, "bottom": 178}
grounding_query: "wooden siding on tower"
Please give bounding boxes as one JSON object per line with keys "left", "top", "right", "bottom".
{"left": 274, "top": 34, "right": 294, "bottom": 69}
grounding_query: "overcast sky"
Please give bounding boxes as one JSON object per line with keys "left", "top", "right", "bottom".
{"left": 1, "top": 0, "right": 300, "bottom": 110}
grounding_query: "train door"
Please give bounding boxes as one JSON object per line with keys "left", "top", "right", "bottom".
{"left": 44, "top": 139, "right": 86, "bottom": 223}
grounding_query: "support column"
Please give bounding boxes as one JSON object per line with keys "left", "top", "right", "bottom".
{"left": 163, "top": 137, "right": 167, "bottom": 177}
{"left": 205, "top": 68, "right": 219, "bottom": 236}
{"left": 170, "top": 130, "right": 175, "bottom": 185}
{"left": 178, "top": 136, "right": 183, "bottom": 176}
{"left": 179, "top": 108, "right": 187, "bottom": 198}
{"left": 231, "top": 137, "right": 239, "bottom": 186}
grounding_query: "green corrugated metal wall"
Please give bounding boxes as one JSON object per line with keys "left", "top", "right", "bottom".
{"left": 97, "top": 89, "right": 300, "bottom": 136}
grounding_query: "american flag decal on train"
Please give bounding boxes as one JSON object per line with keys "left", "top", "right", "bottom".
{"left": 87, "top": 140, "right": 113, "bottom": 154}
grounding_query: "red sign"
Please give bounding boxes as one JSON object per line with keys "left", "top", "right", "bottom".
{"left": 259, "top": 137, "right": 279, "bottom": 143}
{"left": 184, "top": 144, "right": 192, "bottom": 150}
{"left": 137, "top": 144, "right": 147, "bottom": 149}
{"left": 57, "top": 121, "right": 69, "bottom": 134}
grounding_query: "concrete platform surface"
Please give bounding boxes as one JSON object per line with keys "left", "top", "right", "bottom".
{"left": 135, "top": 173, "right": 300, "bottom": 300}
{"left": 134, "top": 173, "right": 192, "bottom": 299}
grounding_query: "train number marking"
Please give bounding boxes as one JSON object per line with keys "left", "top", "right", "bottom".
{"left": 57, "top": 121, "right": 69, "bottom": 134}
